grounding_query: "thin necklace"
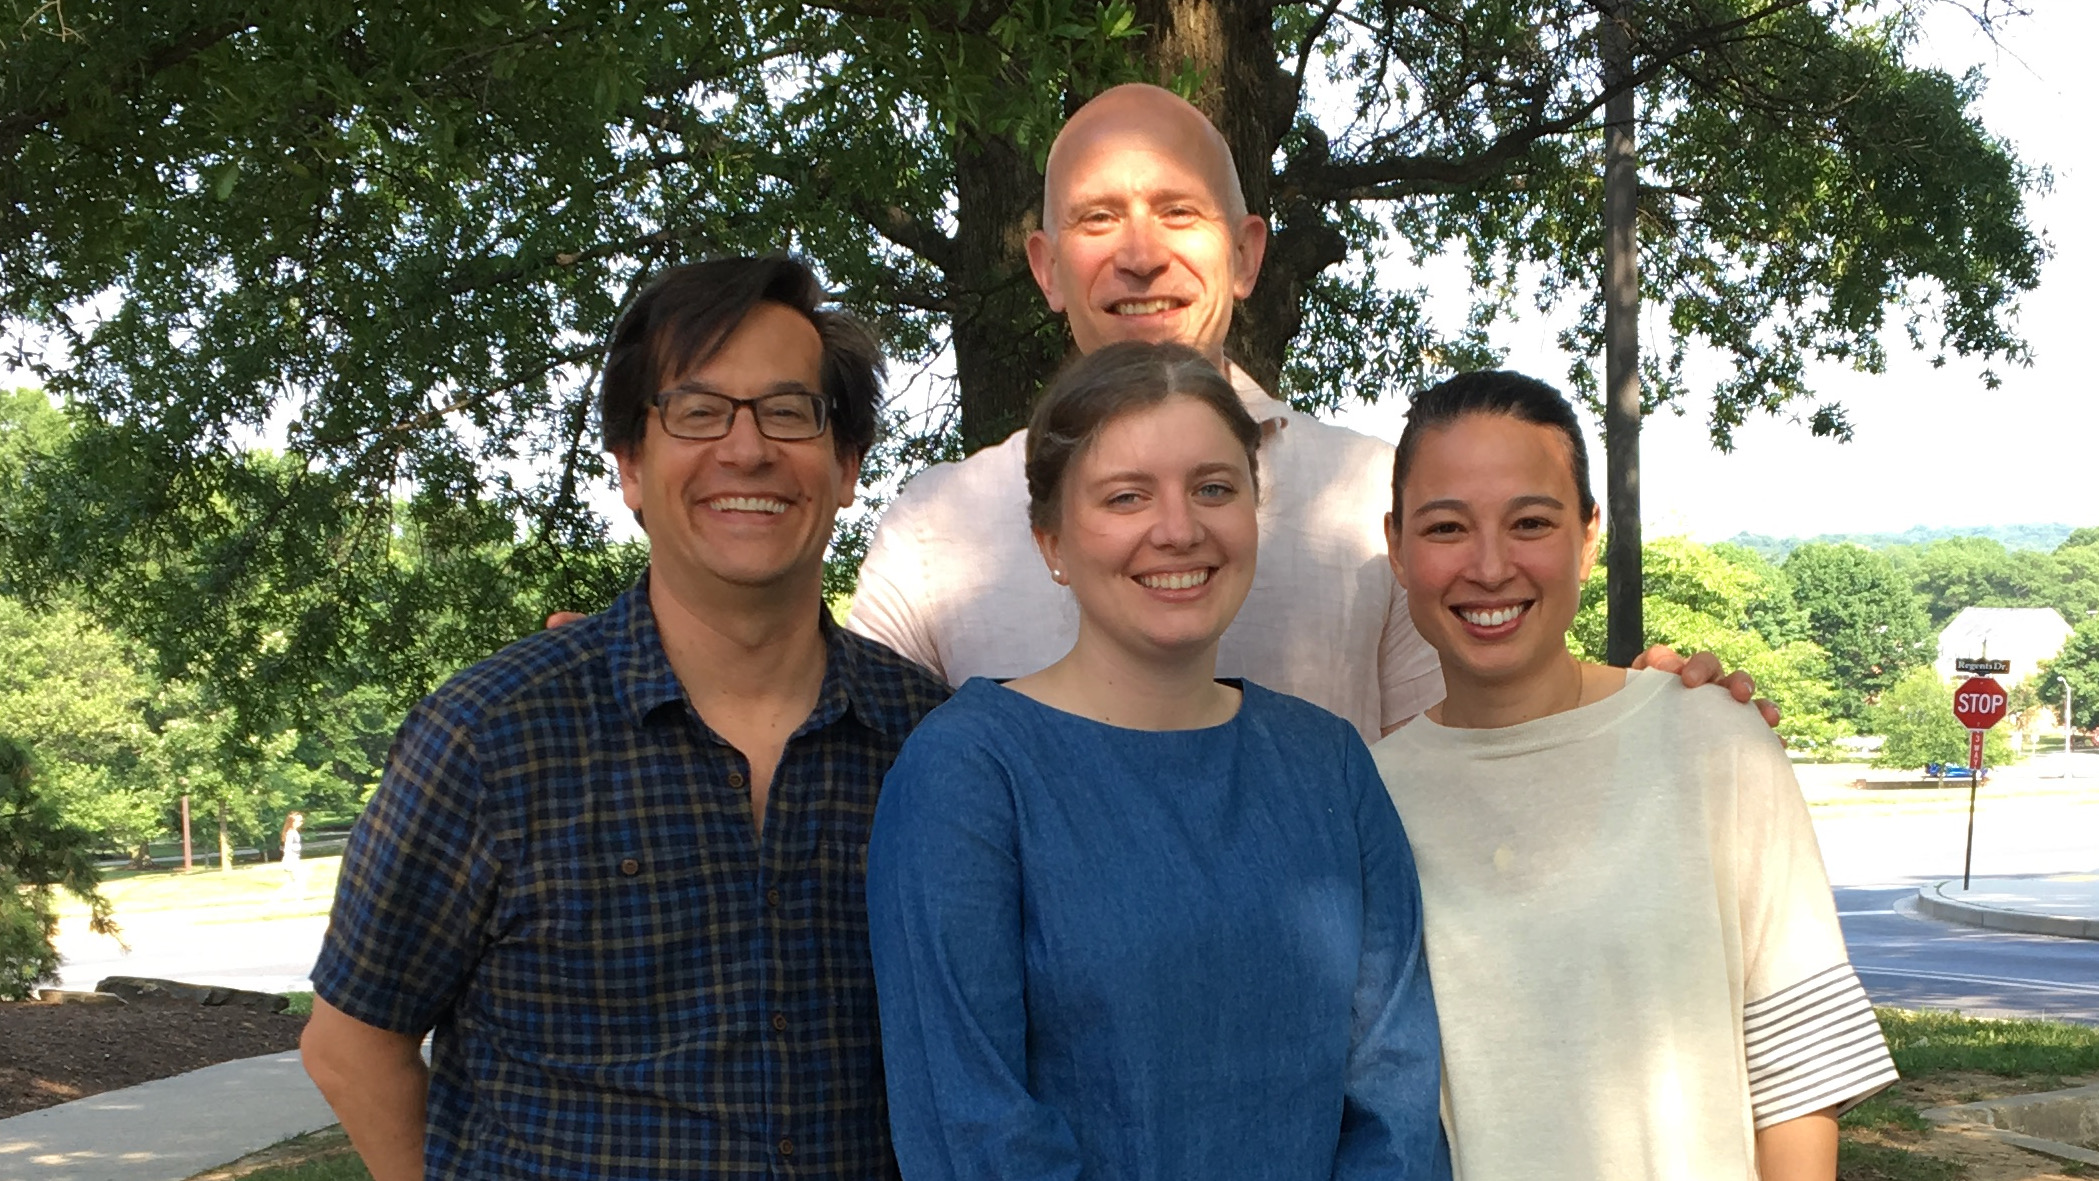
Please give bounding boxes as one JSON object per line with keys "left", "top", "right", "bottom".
{"left": 1565, "top": 661, "right": 1587, "bottom": 715}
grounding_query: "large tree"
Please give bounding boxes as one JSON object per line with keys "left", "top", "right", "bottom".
{"left": 1783, "top": 541, "right": 1933, "bottom": 719}
{"left": 1571, "top": 535, "right": 1845, "bottom": 751}
{"left": 2038, "top": 617, "right": 2099, "bottom": 734}
{"left": 1, "top": 0, "right": 2047, "bottom": 729}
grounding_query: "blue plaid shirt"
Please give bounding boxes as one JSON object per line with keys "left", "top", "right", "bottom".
{"left": 313, "top": 578, "right": 950, "bottom": 1179}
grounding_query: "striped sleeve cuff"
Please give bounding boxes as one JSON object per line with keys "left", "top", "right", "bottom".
{"left": 1743, "top": 963, "right": 1900, "bottom": 1128}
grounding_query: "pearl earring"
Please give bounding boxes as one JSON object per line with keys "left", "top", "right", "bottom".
{"left": 1051, "top": 569, "right": 1064, "bottom": 583}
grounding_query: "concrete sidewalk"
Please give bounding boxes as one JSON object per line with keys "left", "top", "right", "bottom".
{"left": 0, "top": 1052, "right": 336, "bottom": 1181}
{"left": 1917, "top": 872, "right": 2099, "bottom": 940}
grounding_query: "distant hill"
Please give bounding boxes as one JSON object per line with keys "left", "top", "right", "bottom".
{"left": 1725, "top": 523, "right": 2078, "bottom": 561}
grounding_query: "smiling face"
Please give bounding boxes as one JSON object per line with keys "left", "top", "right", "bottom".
{"left": 1036, "top": 394, "right": 1259, "bottom": 664}
{"left": 1025, "top": 85, "right": 1267, "bottom": 368}
{"left": 1385, "top": 412, "right": 1600, "bottom": 693}
{"left": 615, "top": 300, "right": 859, "bottom": 602}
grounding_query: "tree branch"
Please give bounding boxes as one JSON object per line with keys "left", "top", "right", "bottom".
{"left": 1294, "top": 0, "right": 1817, "bottom": 201}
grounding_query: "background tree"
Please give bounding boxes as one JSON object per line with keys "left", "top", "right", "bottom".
{"left": 2037, "top": 617, "right": 2099, "bottom": 733}
{"left": 1886, "top": 536, "right": 2066, "bottom": 629}
{"left": 2051, "top": 531, "right": 2099, "bottom": 627}
{"left": 1571, "top": 536, "right": 1846, "bottom": 752}
{"left": 0, "top": 736, "right": 116, "bottom": 1000}
{"left": 0, "top": 595, "right": 164, "bottom": 855}
{"left": 0, "top": 1, "right": 2048, "bottom": 730}
{"left": 1870, "top": 665, "right": 2015, "bottom": 775}
{"left": 1783, "top": 542, "right": 1933, "bottom": 721}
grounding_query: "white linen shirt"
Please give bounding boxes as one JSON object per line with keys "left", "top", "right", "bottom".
{"left": 846, "top": 365, "right": 1444, "bottom": 740}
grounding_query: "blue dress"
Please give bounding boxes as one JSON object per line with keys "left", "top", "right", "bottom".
{"left": 867, "top": 678, "right": 1450, "bottom": 1181}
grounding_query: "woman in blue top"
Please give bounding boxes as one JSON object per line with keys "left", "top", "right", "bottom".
{"left": 866, "top": 341, "right": 1450, "bottom": 1181}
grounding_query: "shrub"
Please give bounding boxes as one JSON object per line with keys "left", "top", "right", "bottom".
{"left": 0, "top": 736, "right": 117, "bottom": 1000}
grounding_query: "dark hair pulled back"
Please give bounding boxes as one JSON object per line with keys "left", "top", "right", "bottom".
{"left": 1391, "top": 370, "right": 1597, "bottom": 520}
{"left": 1024, "top": 342, "right": 1261, "bottom": 533}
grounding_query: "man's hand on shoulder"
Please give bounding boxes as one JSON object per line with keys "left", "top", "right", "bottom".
{"left": 546, "top": 612, "right": 585, "bottom": 628}
{"left": 1633, "top": 644, "right": 1781, "bottom": 730}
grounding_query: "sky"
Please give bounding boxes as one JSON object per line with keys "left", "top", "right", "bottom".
{"left": 1325, "top": 1, "right": 2098, "bottom": 542}
{"left": 7, "top": 4, "right": 2089, "bottom": 546}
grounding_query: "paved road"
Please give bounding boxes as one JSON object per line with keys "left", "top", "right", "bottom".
{"left": 1835, "top": 882, "right": 2099, "bottom": 1025}
{"left": 1809, "top": 765, "right": 2099, "bottom": 1024}
{"left": 50, "top": 771, "right": 2099, "bottom": 1021}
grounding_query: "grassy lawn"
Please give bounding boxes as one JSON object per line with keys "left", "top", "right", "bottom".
{"left": 53, "top": 856, "right": 343, "bottom": 925}
{"left": 1838, "top": 1008, "right": 2099, "bottom": 1180}
{"left": 196, "top": 1008, "right": 2099, "bottom": 1181}
{"left": 185, "top": 1129, "right": 369, "bottom": 1181}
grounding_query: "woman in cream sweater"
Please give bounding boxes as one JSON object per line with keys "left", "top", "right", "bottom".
{"left": 1371, "top": 371, "right": 1895, "bottom": 1181}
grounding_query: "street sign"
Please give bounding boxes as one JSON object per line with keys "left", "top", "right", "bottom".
{"left": 1955, "top": 657, "right": 2012, "bottom": 675}
{"left": 1949, "top": 675, "right": 2011, "bottom": 891}
{"left": 1952, "top": 677, "right": 2009, "bottom": 730}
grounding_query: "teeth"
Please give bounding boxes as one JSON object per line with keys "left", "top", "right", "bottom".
{"left": 712, "top": 496, "right": 787, "bottom": 514}
{"left": 1459, "top": 605, "right": 1526, "bottom": 627}
{"left": 1138, "top": 569, "right": 1210, "bottom": 590}
{"left": 1111, "top": 298, "right": 1180, "bottom": 315}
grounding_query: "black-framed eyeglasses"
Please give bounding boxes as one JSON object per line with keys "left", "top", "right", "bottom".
{"left": 652, "top": 388, "right": 830, "bottom": 441}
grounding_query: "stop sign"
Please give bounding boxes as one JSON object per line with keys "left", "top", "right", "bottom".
{"left": 1952, "top": 676, "right": 2009, "bottom": 730}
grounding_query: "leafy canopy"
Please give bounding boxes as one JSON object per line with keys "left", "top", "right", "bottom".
{"left": 1782, "top": 542, "right": 1934, "bottom": 720}
{"left": 1569, "top": 536, "right": 1846, "bottom": 753}
{"left": 0, "top": 0, "right": 2048, "bottom": 735}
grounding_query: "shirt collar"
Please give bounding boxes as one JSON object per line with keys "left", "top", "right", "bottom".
{"left": 605, "top": 577, "right": 687, "bottom": 726}
{"left": 818, "top": 611, "right": 926, "bottom": 739}
{"left": 1223, "top": 360, "right": 1294, "bottom": 433}
{"left": 605, "top": 572, "right": 918, "bottom": 739}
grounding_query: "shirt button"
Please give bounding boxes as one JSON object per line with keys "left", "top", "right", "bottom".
{"left": 728, "top": 771, "right": 746, "bottom": 788}
{"left": 619, "top": 858, "right": 640, "bottom": 876}
{"left": 772, "top": 1012, "right": 789, "bottom": 1032}
{"left": 778, "top": 1138, "right": 795, "bottom": 1156}
{"left": 766, "top": 887, "right": 782, "bottom": 907}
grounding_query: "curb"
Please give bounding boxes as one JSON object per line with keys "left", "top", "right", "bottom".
{"left": 1915, "top": 881, "right": 2099, "bottom": 940}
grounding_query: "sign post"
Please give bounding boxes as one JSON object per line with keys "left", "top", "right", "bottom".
{"left": 1951, "top": 674, "right": 2009, "bottom": 889}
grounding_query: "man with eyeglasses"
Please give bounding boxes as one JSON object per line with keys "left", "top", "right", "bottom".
{"left": 301, "top": 255, "right": 950, "bottom": 1181}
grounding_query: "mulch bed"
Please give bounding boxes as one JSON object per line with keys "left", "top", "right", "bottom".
{"left": 0, "top": 1000, "right": 307, "bottom": 1119}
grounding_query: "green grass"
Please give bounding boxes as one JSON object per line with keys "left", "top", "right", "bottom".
{"left": 1832, "top": 1008, "right": 2099, "bottom": 1180}
{"left": 184, "top": 1129, "right": 370, "bottom": 1181}
{"left": 1836, "top": 1140, "right": 1963, "bottom": 1181}
{"left": 53, "top": 856, "right": 342, "bottom": 923}
{"left": 1877, "top": 1006, "right": 2099, "bottom": 1078}
{"left": 282, "top": 990, "right": 314, "bottom": 1017}
{"left": 215, "top": 1154, "right": 371, "bottom": 1181}
{"left": 1838, "top": 1093, "right": 1934, "bottom": 1134}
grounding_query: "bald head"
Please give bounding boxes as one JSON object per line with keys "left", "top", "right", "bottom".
{"left": 1025, "top": 84, "right": 1267, "bottom": 366}
{"left": 1042, "top": 84, "right": 1248, "bottom": 231}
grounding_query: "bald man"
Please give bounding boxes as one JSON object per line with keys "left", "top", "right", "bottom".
{"left": 847, "top": 84, "right": 1763, "bottom": 737}
{"left": 847, "top": 84, "right": 1437, "bottom": 738}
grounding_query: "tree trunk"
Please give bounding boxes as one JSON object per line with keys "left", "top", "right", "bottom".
{"left": 1127, "top": 0, "right": 1320, "bottom": 394}
{"left": 1601, "top": 0, "right": 1644, "bottom": 666}
{"left": 217, "top": 799, "right": 231, "bottom": 873}
{"left": 951, "top": 131, "right": 1070, "bottom": 454}
{"left": 180, "top": 793, "right": 193, "bottom": 872}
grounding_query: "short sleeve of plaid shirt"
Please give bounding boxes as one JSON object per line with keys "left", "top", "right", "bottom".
{"left": 313, "top": 691, "right": 495, "bottom": 1034}
{"left": 311, "top": 581, "right": 951, "bottom": 1180}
